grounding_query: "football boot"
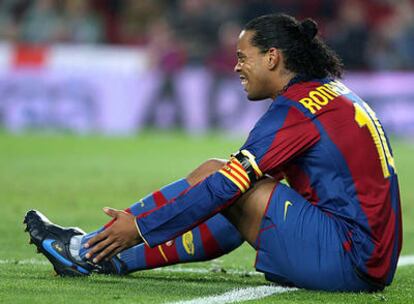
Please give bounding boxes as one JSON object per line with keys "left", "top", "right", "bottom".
{"left": 24, "top": 209, "right": 127, "bottom": 276}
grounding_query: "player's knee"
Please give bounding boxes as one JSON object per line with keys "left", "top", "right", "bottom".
{"left": 187, "top": 158, "right": 226, "bottom": 185}
{"left": 222, "top": 177, "right": 278, "bottom": 245}
{"left": 255, "top": 178, "right": 279, "bottom": 192}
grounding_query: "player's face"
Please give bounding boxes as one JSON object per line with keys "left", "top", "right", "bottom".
{"left": 234, "top": 30, "right": 274, "bottom": 101}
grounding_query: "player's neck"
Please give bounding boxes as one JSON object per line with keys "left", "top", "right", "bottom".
{"left": 270, "top": 70, "right": 297, "bottom": 99}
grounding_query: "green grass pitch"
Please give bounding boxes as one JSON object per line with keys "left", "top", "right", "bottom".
{"left": 0, "top": 131, "right": 413, "bottom": 303}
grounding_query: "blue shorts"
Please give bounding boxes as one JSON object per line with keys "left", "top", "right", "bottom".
{"left": 254, "top": 183, "right": 378, "bottom": 292}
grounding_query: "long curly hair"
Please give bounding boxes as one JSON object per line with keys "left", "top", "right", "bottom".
{"left": 244, "top": 14, "right": 343, "bottom": 79}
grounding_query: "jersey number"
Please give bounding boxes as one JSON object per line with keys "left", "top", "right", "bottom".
{"left": 354, "top": 102, "right": 395, "bottom": 178}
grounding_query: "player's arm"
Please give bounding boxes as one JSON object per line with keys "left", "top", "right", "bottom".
{"left": 85, "top": 104, "right": 320, "bottom": 261}
{"left": 84, "top": 152, "right": 262, "bottom": 262}
{"left": 136, "top": 104, "right": 320, "bottom": 247}
{"left": 136, "top": 150, "right": 264, "bottom": 247}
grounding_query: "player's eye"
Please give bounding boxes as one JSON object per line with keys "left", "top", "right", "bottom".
{"left": 236, "top": 51, "right": 246, "bottom": 63}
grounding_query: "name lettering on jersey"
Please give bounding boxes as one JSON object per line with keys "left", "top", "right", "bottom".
{"left": 299, "top": 80, "right": 351, "bottom": 114}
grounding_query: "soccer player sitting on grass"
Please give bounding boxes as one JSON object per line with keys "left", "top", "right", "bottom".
{"left": 24, "top": 13, "right": 402, "bottom": 292}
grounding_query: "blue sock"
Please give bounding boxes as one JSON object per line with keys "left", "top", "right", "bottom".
{"left": 120, "top": 213, "right": 243, "bottom": 273}
{"left": 79, "top": 178, "right": 244, "bottom": 273}
{"left": 127, "top": 178, "right": 191, "bottom": 215}
{"left": 78, "top": 179, "right": 190, "bottom": 261}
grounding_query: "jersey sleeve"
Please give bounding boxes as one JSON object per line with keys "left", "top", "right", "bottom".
{"left": 136, "top": 171, "right": 243, "bottom": 247}
{"left": 136, "top": 103, "right": 320, "bottom": 247}
{"left": 241, "top": 103, "right": 320, "bottom": 173}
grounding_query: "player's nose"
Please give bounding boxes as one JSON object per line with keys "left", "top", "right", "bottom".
{"left": 234, "top": 62, "right": 241, "bottom": 73}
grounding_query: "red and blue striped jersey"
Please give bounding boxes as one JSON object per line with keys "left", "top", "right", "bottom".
{"left": 137, "top": 78, "right": 402, "bottom": 285}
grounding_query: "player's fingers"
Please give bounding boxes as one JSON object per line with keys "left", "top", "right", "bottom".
{"left": 103, "top": 207, "right": 121, "bottom": 219}
{"left": 85, "top": 236, "right": 112, "bottom": 259}
{"left": 84, "top": 229, "right": 109, "bottom": 249}
{"left": 107, "top": 246, "right": 124, "bottom": 260}
{"left": 93, "top": 243, "right": 120, "bottom": 263}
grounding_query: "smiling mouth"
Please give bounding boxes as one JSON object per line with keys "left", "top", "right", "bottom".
{"left": 240, "top": 75, "right": 248, "bottom": 87}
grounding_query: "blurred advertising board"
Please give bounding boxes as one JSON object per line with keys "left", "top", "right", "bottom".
{"left": 0, "top": 44, "right": 413, "bottom": 137}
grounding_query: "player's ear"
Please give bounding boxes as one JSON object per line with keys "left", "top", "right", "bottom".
{"left": 266, "top": 48, "right": 280, "bottom": 70}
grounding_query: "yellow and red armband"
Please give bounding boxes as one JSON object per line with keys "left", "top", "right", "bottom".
{"left": 218, "top": 150, "right": 263, "bottom": 193}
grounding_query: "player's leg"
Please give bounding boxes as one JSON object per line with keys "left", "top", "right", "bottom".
{"left": 118, "top": 213, "right": 241, "bottom": 273}
{"left": 222, "top": 180, "right": 379, "bottom": 292}
{"left": 221, "top": 178, "right": 276, "bottom": 246}
{"left": 78, "top": 159, "right": 244, "bottom": 273}
{"left": 67, "top": 159, "right": 243, "bottom": 274}
{"left": 107, "top": 159, "right": 244, "bottom": 273}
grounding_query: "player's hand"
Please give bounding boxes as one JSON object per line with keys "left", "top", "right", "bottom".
{"left": 84, "top": 207, "right": 142, "bottom": 263}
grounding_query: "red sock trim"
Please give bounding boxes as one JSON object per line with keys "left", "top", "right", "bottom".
{"left": 144, "top": 241, "right": 180, "bottom": 268}
{"left": 199, "top": 223, "right": 222, "bottom": 258}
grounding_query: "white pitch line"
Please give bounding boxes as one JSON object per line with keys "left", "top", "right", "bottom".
{"left": 2, "top": 256, "right": 414, "bottom": 304}
{"left": 166, "top": 285, "right": 297, "bottom": 304}
{"left": 164, "top": 255, "right": 414, "bottom": 304}
{"left": 397, "top": 255, "right": 414, "bottom": 267}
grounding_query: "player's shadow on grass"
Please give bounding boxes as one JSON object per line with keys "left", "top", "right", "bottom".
{"left": 122, "top": 271, "right": 266, "bottom": 286}
{"left": 5, "top": 265, "right": 266, "bottom": 288}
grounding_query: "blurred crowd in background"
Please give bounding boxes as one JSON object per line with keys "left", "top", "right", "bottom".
{"left": 0, "top": 0, "right": 413, "bottom": 72}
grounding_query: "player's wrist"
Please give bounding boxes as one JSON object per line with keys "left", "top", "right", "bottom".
{"left": 134, "top": 217, "right": 149, "bottom": 246}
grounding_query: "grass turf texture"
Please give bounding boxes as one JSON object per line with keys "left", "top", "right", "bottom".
{"left": 0, "top": 131, "right": 413, "bottom": 303}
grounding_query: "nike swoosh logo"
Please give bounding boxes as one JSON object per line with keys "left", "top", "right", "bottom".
{"left": 284, "top": 201, "right": 293, "bottom": 221}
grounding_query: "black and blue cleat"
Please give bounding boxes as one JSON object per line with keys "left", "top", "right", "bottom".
{"left": 24, "top": 209, "right": 126, "bottom": 276}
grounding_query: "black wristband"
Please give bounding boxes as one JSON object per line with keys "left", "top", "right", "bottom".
{"left": 233, "top": 151, "right": 259, "bottom": 183}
